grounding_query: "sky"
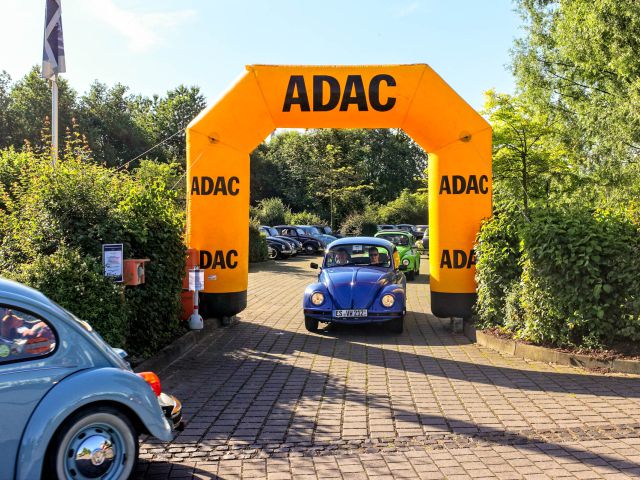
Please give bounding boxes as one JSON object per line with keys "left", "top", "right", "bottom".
{"left": 1, "top": 0, "right": 522, "bottom": 111}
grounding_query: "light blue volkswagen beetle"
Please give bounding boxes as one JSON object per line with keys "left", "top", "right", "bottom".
{"left": 0, "top": 278, "right": 183, "bottom": 480}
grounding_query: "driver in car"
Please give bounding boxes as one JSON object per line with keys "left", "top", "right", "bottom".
{"left": 369, "top": 247, "right": 381, "bottom": 265}
{"left": 335, "top": 248, "right": 350, "bottom": 265}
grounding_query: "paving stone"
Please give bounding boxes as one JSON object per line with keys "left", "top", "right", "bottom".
{"left": 134, "top": 257, "right": 640, "bottom": 479}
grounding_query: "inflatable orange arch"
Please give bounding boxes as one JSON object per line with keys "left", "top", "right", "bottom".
{"left": 186, "top": 64, "right": 492, "bottom": 319}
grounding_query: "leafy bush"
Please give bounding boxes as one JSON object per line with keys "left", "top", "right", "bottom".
{"left": 339, "top": 212, "right": 378, "bottom": 237}
{"left": 286, "top": 210, "right": 323, "bottom": 225}
{"left": 377, "top": 189, "right": 427, "bottom": 225}
{"left": 475, "top": 205, "right": 640, "bottom": 348}
{"left": 12, "top": 245, "right": 129, "bottom": 346}
{"left": 0, "top": 149, "right": 186, "bottom": 357}
{"left": 518, "top": 207, "right": 640, "bottom": 347}
{"left": 249, "top": 218, "right": 268, "bottom": 262}
{"left": 474, "top": 209, "right": 523, "bottom": 329}
{"left": 253, "top": 197, "right": 290, "bottom": 226}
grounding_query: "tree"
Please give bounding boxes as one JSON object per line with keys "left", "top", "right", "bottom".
{"left": 0, "top": 71, "right": 11, "bottom": 148}
{"left": 150, "top": 85, "right": 206, "bottom": 163}
{"left": 513, "top": 0, "right": 640, "bottom": 182}
{"left": 483, "top": 90, "right": 575, "bottom": 214}
{"left": 77, "top": 82, "right": 151, "bottom": 168}
{"left": 7, "top": 66, "right": 77, "bottom": 151}
{"left": 307, "top": 144, "right": 372, "bottom": 230}
{"left": 359, "top": 129, "right": 427, "bottom": 203}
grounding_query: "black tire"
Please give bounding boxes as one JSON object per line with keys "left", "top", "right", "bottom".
{"left": 47, "top": 406, "right": 138, "bottom": 480}
{"left": 388, "top": 316, "right": 404, "bottom": 333}
{"left": 305, "top": 316, "right": 319, "bottom": 332}
{"left": 406, "top": 270, "right": 415, "bottom": 281}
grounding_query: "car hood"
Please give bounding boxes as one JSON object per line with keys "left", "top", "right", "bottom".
{"left": 320, "top": 267, "right": 392, "bottom": 309}
{"left": 396, "top": 245, "right": 411, "bottom": 256}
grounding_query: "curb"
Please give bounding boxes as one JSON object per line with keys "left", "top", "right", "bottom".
{"left": 133, "top": 317, "right": 235, "bottom": 374}
{"left": 467, "top": 328, "right": 640, "bottom": 375}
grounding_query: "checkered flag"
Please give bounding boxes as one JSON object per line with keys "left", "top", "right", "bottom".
{"left": 42, "top": 0, "right": 66, "bottom": 79}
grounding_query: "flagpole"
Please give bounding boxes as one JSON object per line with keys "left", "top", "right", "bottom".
{"left": 51, "top": 74, "right": 58, "bottom": 166}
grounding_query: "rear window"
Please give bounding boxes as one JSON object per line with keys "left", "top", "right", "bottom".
{"left": 0, "top": 306, "right": 57, "bottom": 364}
{"left": 378, "top": 234, "right": 410, "bottom": 246}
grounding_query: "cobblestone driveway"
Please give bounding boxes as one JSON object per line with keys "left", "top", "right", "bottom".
{"left": 137, "top": 256, "right": 640, "bottom": 479}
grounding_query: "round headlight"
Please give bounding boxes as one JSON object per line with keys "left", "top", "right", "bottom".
{"left": 402, "top": 258, "right": 410, "bottom": 266}
{"left": 381, "top": 294, "right": 395, "bottom": 308}
{"left": 311, "top": 292, "right": 325, "bottom": 306}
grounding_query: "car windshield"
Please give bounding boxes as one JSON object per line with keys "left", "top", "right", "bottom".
{"left": 300, "top": 226, "right": 321, "bottom": 235}
{"left": 295, "top": 228, "right": 306, "bottom": 235}
{"left": 268, "top": 227, "right": 279, "bottom": 236}
{"left": 415, "top": 225, "right": 428, "bottom": 233}
{"left": 324, "top": 244, "right": 391, "bottom": 268}
{"left": 378, "top": 234, "right": 410, "bottom": 246}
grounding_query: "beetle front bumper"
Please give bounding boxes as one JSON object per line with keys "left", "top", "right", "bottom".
{"left": 303, "top": 309, "right": 403, "bottom": 324}
{"left": 158, "top": 392, "right": 184, "bottom": 431}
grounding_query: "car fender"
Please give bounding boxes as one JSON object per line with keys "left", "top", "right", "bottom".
{"left": 401, "top": 252, "right": 415, "bottom": 269}
{"left": 303, "top": 283, "right": 331, "bottom": 309}
{"left": 16, "top": 367, "right": 172, "bottom": 480}
{"left": 374, "top": 284, "right": 406, "bottom": 311}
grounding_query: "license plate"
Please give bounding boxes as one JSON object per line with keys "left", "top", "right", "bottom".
{"left": 333, "top": 309, "right": 367, "bottom": 318}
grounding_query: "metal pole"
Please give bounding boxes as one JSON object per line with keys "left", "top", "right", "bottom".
{"left": 51, "top": 75, "right": 58, "bottom": 166}
{"left": 193, "top": 266, "right": 199, "bottom": 311}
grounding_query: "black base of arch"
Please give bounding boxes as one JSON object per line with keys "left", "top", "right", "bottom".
{"left": 200, "top": 291, "right": 247, "bottom": 319}
{"left": 430, "top": 291, "right": 476, "bottom": 318}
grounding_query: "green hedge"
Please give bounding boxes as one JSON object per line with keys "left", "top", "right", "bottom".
{"left": 0, "top": 150, "right": 186, "bottom": 357}
{"left": 339, "top": 212, "right": 378, "bottom": 236}
{"left": 475, "top": 205, "right": 640, "bottom": 348}
{"left": 249, "top": 218, "right": 268, "bottom": 262}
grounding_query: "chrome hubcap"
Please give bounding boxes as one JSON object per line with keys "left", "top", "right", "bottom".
{"left": 66, "top": 425, "right": 123, "bottom": 479}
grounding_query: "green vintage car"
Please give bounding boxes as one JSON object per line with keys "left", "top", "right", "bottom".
{"left": 374, "top": 230, "right": 420, "bottom": 280}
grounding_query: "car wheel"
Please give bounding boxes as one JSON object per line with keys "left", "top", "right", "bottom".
{"left": 305, "top": 316, "right": 319, "bottom": 332}
{"left": 389, "top": 316, "right": 404, "bottom": 333}
{"left": 406, "top": 270, "right": 415, "bottom": 281}
{"left": 268, "top": 247, "right": 280, "bottom": 260}
{"left": 304, "top": 243, "right": 317, "bottom": 255}
{"left": 47, "top": 406, "right": 138, "bottom": 480}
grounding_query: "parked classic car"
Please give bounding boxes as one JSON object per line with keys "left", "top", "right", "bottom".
{"left": 0, "top": 278, "right": 182, "bottom": 480}
{"left": 274, "top": 225, "right": 324, "bottom": 254}
{"left": 297, "top": 225, "right": 338, "bottom": 246}
{"left": 376, "top": 224, "right": 398, "bottom": 231}
{"left": 375, "top": 230, "right": 420, "bottom": 280}
{"left": 303, "top": 237, "right": 407, "bottom": 333}
{"left": 312, "top": 224, "right": 342, "bottom": 238}
{"left": 416, "top": 225, "right": 429, "bottom": 251}
{"left": 265, "top": 236, "right": 294, "bottom": 259}
{"left": 259, "top": 226, "right": 302, "bottom": 254}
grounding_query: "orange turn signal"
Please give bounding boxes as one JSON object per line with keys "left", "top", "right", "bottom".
{"left": 138, "top": 371, "right": 162, "bottom": 396}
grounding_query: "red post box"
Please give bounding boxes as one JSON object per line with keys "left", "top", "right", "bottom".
{"left": 123, "top": 259, "right": 150, "bottom": 286}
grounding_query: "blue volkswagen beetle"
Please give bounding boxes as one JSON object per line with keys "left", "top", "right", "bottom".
{"left": 0, "top": 278, "right": 182, "bottom": 480}
{"left": 303, "top": 237, "right": 407, "bottom": 333}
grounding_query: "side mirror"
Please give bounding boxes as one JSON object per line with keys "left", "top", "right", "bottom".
{"left": 310, "top": 262, "right": 319, "bottom": 269}
{"left": 399, "top": 264, "right": 407, "bottom": 271}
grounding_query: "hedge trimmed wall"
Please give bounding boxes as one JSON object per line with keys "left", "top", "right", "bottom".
{"left": 0, "top": 148, "right": 186, "bottom": 358}
{"left": 475, "top": 206, "right": 640, "bottom": 349}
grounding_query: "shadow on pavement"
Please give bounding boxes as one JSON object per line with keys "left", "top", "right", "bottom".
{"left": 158, "top": 316, "right": 640, "bottom": 473}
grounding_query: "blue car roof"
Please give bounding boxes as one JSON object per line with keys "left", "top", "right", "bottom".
{"left": 327, "top": 236, "right": 395, "bottom": 250}
{"left": 0, "top": 277, "right": 53, "bottom": 306}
